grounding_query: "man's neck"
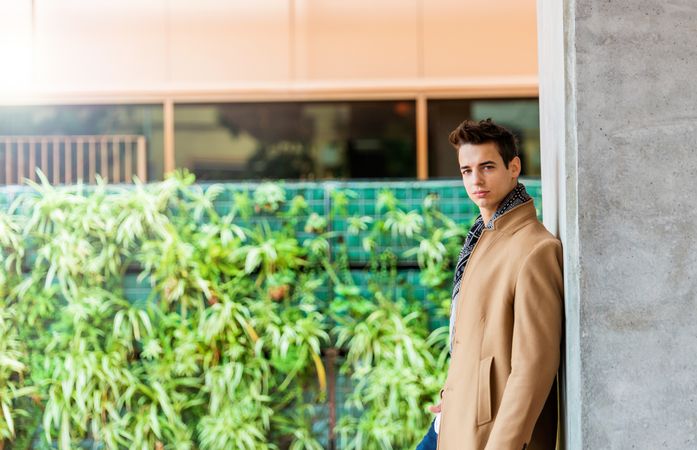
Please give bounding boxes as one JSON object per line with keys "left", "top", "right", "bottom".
{"left": 480, "top": 181, "right": 520, "bottom": 224}
{"left": 480, "top": 208, "right": 496, "bottom": 225}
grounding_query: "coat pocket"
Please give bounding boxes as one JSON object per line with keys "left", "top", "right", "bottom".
{"left": 477, "top": 356, "right": 494, "bottom": 426}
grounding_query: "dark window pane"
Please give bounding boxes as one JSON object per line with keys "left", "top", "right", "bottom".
{"left": 0, "top": 104, "right": 164, "bottom": 182}
{"left": 174, "top": 101, "right": 416, "bottom": 181}
{"left": 427, "top": 98, "right": 540, "bottom": 178}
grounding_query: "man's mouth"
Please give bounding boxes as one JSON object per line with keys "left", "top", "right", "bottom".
{"left": 473, "top": 190, "right": 489, "bottom": 198}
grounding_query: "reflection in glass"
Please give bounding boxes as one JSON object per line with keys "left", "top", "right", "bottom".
{"left": 174, "top": 101, "right": 416, "bottom": 181}
{"left": 427, "top": 99, "right": 540, "bottom": 178}
{"left": 0, "top": 104, "right": 164, "bottom": 182}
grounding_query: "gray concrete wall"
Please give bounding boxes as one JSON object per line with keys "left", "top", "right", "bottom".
{"left": 538, "top": 0, "right": 697, "bottom": 448}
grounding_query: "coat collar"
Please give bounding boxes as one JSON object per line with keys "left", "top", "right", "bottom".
{"left": 487, "top": 199, "right": 537, "bottom": 232}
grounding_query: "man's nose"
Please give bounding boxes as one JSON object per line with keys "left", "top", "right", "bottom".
{"left": 473, "top": 171, "right": 483, "bottom": 185}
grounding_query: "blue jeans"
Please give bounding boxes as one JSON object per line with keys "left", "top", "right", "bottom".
{"left": 416, "top": 420, "right": 438, "bottom": 450}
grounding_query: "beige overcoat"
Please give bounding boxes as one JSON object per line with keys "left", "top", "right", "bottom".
{"left": 437, "top": 200, "right": 563, "bottom": 450}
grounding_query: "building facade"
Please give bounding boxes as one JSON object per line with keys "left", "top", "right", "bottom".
{"left": 0, "top": 0, "right": 539, "bottom": 184}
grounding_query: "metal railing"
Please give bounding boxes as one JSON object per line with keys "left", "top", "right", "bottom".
{"left": 0, "top": 135, "right": 147, "bottom": 185}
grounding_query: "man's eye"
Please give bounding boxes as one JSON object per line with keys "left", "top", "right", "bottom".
{"left": 484, "top": 165, "right": 494, "bottom": 170}
{"left": 461, "top": 170, "right": 471, "bottom": 175}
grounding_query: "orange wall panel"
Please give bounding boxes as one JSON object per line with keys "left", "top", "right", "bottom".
{"left": 169, "top": 0, "right": 291, "bottom": 84}
{"left": 423, "top": 0, "right": 538, "bottom": 78}
{"left": 33, "top": 0, "right": 168, "bottom": 91}
{"left": 1, "top": 0, "right": 539, "bottom": 99}
{"left": 296, "top": 0, "right": 419, "bottom": 80}
{"left": 0, "top": 0, "right": 33, "bottom": 93}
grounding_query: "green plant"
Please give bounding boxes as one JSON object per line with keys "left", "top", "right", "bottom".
{"left": 304, "top": 213, "right": 327, "bottom": 234}
{"left": 253, "top": 182, "right": 286, "bottom": 213}
{"left": 383, "top": 209, "right": 424, "bottom": 239}
{"left": 0, "top": 304, "right": 34, "bottom": 445}
{"left": 330, "top": 189, "right": 357, "bottom": 218}
{"left": 332, "top": 290, "right": 448, "bottom": 450}
{"left": 0, "top": 173, "right": 482, "bottom": 449}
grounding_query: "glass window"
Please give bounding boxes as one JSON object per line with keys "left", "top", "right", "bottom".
{"left": 174, "top": 101, "right": 416, "bottom": 181}
{"left": 427, "top": 98, "right": 540, "bottom": 178}
{"left": 0, "top": 104, "right": 164, "bottom": 183}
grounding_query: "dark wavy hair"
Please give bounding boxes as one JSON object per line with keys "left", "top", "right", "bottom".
{"left": 448, "top": 118, "right": 519, "bottom": 168}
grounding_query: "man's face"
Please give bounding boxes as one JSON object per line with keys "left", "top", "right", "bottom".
{"left": 457, "top": 142, "right": 521, "bottom": 220}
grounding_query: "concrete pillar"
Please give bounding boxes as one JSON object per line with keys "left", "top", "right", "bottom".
{"left": 538, "top": 0, "right": 697, "bottom": 448}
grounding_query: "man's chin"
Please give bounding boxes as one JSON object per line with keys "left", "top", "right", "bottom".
{"left": 472, "top": 199, "right": 490, "bottom": 209}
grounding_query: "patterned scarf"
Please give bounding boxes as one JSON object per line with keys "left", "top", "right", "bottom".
{"left": 449, "top": 182, "right": 532, "bottom": 351}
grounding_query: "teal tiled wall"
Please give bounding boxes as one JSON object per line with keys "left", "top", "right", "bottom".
{"left": 1, "top": 178, "right": 542, "bottom": 448}
{"left": 1, "top": 178, "right": 542, "bottom": 306}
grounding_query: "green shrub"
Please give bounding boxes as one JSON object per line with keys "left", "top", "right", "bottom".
{"left": 0, "top": 171, "right": 481, "bottom": 449}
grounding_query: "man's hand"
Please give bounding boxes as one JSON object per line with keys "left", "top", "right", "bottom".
{"left": 428, "top": 388, "right": 444, "bottom": 413}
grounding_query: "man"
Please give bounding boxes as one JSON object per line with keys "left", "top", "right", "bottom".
{"left": 416, "top": 119, "right": 563, "bottom": 450}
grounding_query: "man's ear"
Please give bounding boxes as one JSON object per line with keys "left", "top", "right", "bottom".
{"left": 509, "top": 156, "right": 522, "bottom": 178}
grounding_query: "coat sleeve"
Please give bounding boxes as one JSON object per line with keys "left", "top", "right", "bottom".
{"left": 484, "top": 239, "right": 563, "bottom": 450}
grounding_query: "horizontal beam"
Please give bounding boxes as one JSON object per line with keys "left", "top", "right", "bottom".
{"left": 0, "top": 76, "right": 538, "bottom": 105}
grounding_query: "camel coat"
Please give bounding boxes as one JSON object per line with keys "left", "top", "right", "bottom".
{"left": 437, "top": 200, "right": 563, "bottom": 450}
